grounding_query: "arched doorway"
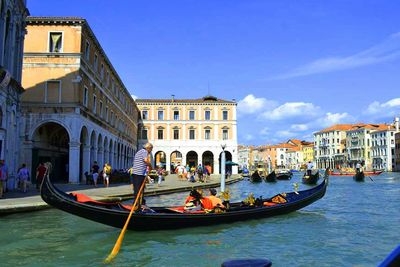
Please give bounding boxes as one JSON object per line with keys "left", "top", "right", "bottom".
{"left": 202, "top": 151, "right": 214, "bottom": 174}
{"left": 186, "top": 151, "right": 198, "bottom": 168}
{"left": 219, "top": 151, "right": 232, "bottom": 174}
{"left": 32, "top": 122, "right": 70, "bottom": 183}
{"left": 170, "top": 150, "right": 182, "bottom": 172}
{"left": 154, "top": 151, "right": 166, "bottom": 168}
{"left": 79, "top": 126, "right": 89, "bottom": 183}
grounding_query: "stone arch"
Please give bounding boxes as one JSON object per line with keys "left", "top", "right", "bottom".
{"left": 97, "top": 133, "right": 103, "bottom": 168}
{"left": 79, "top": 126, "right": 89, "bottom": 183}
{"left": 170, "top": 150, "right": 182, "bottom": 172}
{"left": 31, "top": 122, "right": 70, "bottom": 183}
{"left": 154, "top": 150, "right": 166, "bottom": 168}
{"left": 219, "top": 150, "right": 233, "bottom": 174}
{"left": 186, "top": 151, "right": 198, "bottom": 168}
{"left": 202, "top": 151, "right": 214, "bottom": 174}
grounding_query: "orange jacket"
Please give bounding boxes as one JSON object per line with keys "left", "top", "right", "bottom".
{"left": 201, "top": 197, "right": 214, "bottom": 210}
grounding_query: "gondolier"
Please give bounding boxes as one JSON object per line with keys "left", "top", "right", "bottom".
{"left": 131, "top": 143, "right": 153, "bottom": 210}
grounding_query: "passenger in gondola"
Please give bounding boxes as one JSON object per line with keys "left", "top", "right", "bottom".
{"left": 206, "top": 188, "right": 225, "bottom": 209}
{"left": 184, "top": 189, "right": 203, "bottom": 211}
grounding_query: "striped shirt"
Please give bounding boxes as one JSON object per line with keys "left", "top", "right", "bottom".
{"left": 132, "top": 148, "right": 149, "bottom": 175}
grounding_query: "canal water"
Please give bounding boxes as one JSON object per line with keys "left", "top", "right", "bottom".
{"left": 1, "top": 172, "right": 399, "bottom": 267}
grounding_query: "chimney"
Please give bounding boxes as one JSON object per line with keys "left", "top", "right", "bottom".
{"left": 171, "top": 94, "right": 175, "bottom": 103}
{"left": 395, "top": 117, "right": 399, "bottom": 132}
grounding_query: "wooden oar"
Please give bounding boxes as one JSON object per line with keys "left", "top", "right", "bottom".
{"left": 104, "top": 179, "right": 146, "bottom": 263}
{"left": 367, "top": 176, "right": 374, "bottom": 182}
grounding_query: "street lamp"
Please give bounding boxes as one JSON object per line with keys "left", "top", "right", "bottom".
{"left": 221, "top": 143, "right": 226, "bottom": 192}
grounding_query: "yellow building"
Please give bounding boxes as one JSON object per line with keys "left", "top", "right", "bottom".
{"left": 135, "top": 96, "right": 238, "bottom": 174}
{"left": 302, "top": 144, "right": 314, "bottom": 165}
{"left": 21, "top": 17, "right": 139, "bottom": 183}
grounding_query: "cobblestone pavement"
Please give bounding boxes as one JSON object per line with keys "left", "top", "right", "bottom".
{"left": 0, "top": 174, "right": 242, "bottom": 214}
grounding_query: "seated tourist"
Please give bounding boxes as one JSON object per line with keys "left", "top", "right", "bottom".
{"left": 184, "top": 189, "right": 203, "bottom": 211}
{"left": 206, "top": 188, "right": 225, "bottom": 209}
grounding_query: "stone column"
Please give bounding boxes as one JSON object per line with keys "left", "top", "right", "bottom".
{"left": 69, "top": 141, "right": 81, "bottom": 183}
{"left": 97, "top": 146, "right": 104, "bottom": 170}
{"left": 166, "top": 152, "right": 171, "bottom": 173}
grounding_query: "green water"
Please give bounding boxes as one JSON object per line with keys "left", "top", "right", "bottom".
{"left": 1, "top": 173, "right": 399, "bottom": 266}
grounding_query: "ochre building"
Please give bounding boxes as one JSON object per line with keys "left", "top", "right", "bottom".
{"left": 135, "top": 96, "right": 238, "bottom": 174}
{"left": 21, "top": 17, "right": 139, "bottom": 183}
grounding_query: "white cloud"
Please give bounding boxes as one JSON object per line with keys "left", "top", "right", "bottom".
{"left": 260, "top": 127, "right": 269, "bottom": 136}
{"left": 131, "top": 94, "right": 138, "bottom": 100}
{"left": 243, "top": 134, "right": 254, "bottom": 141}
{"left": 312, "top": 112, "right": 354, "bottom": 128}
{"left": 261, "top": 102, "right": 321, "bottom": 120}
{"left": 291, "top": 124, "right": 309, "bottom": 131}
{"left": 366, "top": 98, "right": 400, "bottom": 115}
{"left": 277, "top": 130, "right": 296, "bottom": 138}
{"left": 273, "top": 32, "right": 400, "bottom": 79}
{"left": 237, "top": 94, "right": 277, "bottom": 115}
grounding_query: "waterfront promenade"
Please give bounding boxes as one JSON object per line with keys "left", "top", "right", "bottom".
{"left": 0, "top": 174, "right": 242, "bottom": 215}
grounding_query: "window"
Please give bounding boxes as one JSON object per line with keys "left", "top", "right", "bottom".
{"left": 94, "top": 54, "right": 98, "bottom": 71}
{"left": 158, "top": 129, "right": 164, "bottom": 140}
{"left": 105, "top": 106, "right": 109, "bottom": 121}
{"left": 93, "top": 95, "right": 97, "bottom": 113}
{"left": 174, "top": 129, "right": 179, "bottom": 140}
{"left": 205, "top": 110, "right": 211, "bottom": 120}
{"left": 45, "top": 80, "right": 61, "bottom": 103}
{"left": 84, "top": 41, "right": 90, "bottom": 60}
{"left": 99, "top": 101, "right": 103, "bottom": 118}
{"left": 205, "top": 129, "right": 211, "bottom": 140}
{"left": 223, "top": 129, "right": 229, "bottom": 140}
{"left": 174, "top": 111, "right": 179, "bottom": 120}
{"left": 189, "top": 110, "right": 195, "bottom": 120}
{"left": 158, "top": 110, "right": 164, "bottom": 120}
{"left": 142, "top": 110, "right": 148, "bottom": 120}
{"left": 141, "top": 129, "right": 148, "bottom": 139}
{"left": 83, "top": 87, "right": 88, "bottom": 107}
{"left": 100, "top": 63, "right": 104, "bottom": 80}
{"left": 49, "top": 32, "right": 62, "bottom": 52}
{"left": 223, "top": 110, "right": 228, "bottom": 120}
{"left": 189, "top": 129, "right": 195, "bottom": 140}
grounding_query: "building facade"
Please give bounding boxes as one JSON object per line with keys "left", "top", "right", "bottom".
{"left": 0, "top": 0, "right": 28, "bottom": 187}
{"left": 314, "top": 124, "right": 354, "bottom": 169}
{"left": 21, "top": 17, "right": 139, "bottom": 183}
{"left": 371, "top": 128, "right": 397, "bottom": 171}
{"left": 302, "top": 144, "right": 314, "bottom": 166}
{"left": 395, "top": 132, "right": 400, "bottom": 172}
{"left": 135, "top": 96, "right": 238, "bottom": 174}
{"left": 237, "top": 145, "right": 250, "bottom": 169}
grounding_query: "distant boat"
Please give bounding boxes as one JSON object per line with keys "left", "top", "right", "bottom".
{"left": 264, "top": 171, "right": 277, "bottom": 183}
{"left": 276, "top": 169, "right": 293, "bottom": 180}
{"left": 290, "top": 169, "right": 300, "bottom": 173}
{"left": 330, "top": 170, "right": 383, "bottom": 176}
{"left": 250, "top": 171, "right": 263, "bottom": 183}
{"left": 242, "top": 168, "right": 250, "bottom": 178}
{"left": 353, "top": 171, "right": 365, "bottom": 182}
{"left": 302, "top": 171, "right": 320, "bottom": 185}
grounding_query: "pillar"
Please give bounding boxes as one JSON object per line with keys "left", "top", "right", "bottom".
{"left": 69, "top": 141, "right": 81, "bottom": 183}
{"left": 81, "top": 145, "right": 90, "bottom": 183}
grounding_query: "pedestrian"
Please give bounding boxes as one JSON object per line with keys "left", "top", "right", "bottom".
{"left": 91, "top": 161, "right": 100, "bottom": 187}
{"left": 203, "top": 164, "right": 209, "bottom": 183}
{"left": 157, "top": 166, "right": 164, "bottom": 187}
{"left": 131, "top": 143, "right": 153, "bottom": 211}
{"left": 35, "top": 162, "right": 47, "bottom": 191}
{"left": 355, "top": 162, "right": 362, "bottom": 173}
{"left": 128, "top": 165, "right": 134, "bottom": 191}
{"left": 103, "top": 163, "right": 112, "bottom": 187}
{"left": 17, "top": 164, "right": 30, "bottom": 193}
{"left": 0, "top": 160, "right": 8, "bottom": 193}
{"left": 197, "top": 163, "right": 204, "bottom": 182}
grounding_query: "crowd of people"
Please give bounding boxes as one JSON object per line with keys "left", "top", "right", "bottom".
{"left": 174, "top": 163, "right": 212, "bottom": 183}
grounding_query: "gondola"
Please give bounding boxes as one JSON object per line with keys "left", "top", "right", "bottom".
{"left": 302, "top": 171, "right": 319, "bottom": 185}
{"left": 276, "top": 170, "right": 292, "bottom": 180}
{"left": 40, "top": 173, "right": 328, "bottom": 231}
{"left": 264, "top": 171, "right": 277, "bottom": 182}
{"left": 250, "top": 171, "right": 263, "bottom": 183}
{"left": 353, "top": 171, "right": 365, "bottom": 182}
{"left": 330, "top": 170, "right": 383, "bottom": 176}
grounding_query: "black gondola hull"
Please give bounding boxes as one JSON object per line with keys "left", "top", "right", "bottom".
{"left": 353, "top": 172, "right": 365, "bottom": 182}
{"left": 264, "top": 171, "right": 277, "bottom": 182}
{"left": 40, "top": 174, "right": 328, "bottom": 231}
{"left": 302, "top": 171, "right": 320, "bottom": 185}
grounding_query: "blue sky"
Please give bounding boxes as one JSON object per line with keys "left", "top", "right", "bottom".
{"left": 28, "top": 0, "right": 400, "bottom": 145}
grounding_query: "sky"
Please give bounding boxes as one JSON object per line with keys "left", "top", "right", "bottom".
{"left": 28, "top": 0, "right": 400, "bottom": 145}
